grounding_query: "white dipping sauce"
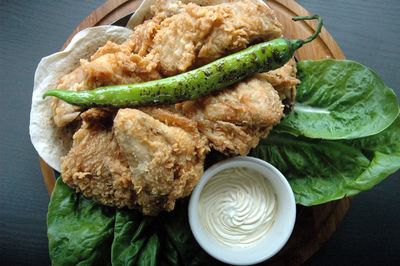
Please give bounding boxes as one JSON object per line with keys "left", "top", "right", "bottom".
{"left": 198, "top": 167, "right": 277, "bottom": 247}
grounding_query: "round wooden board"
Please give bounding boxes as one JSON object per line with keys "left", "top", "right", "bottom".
{"left": 40, "top": 0, "right": 351, "bottom": 265}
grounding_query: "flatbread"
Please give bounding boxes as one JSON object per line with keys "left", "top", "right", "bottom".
{"left": 29, "top": 26, "right": 132, "bottom": 172}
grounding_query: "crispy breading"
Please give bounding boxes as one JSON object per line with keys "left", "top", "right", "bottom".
{"left": 259, "top": 59, "right": 299, "bottom": 102}
{"left": 61, "top": 119, "right": 137, "bottom": 209}
{"left": 51, "top": 68, "right": 84, "bottom": 127}
{"left": 62, "top": 108, "right": 207, "bottom": 215}
{"left": 177, "top": 74, "right": 283, "bottom": 155}
{"left": 52, "top": 48, "right": 160, "bottom": 127}
{"left": 195, "top": 0, "right": 283, "bottom": 65}
{"left": 146, "top": 0, "right": 283, "bottom": 75}
{"left": 52, "top": 35, "right": 162, "bottom": 128}
{"left": 113, "top": 108, "right": 207, "bottom": 215}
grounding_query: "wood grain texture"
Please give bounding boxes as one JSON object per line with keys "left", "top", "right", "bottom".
{"left": 40, "top": 1, "right": 350, "bottom": 265}
{"left": 62, "top": 0, "right": 141, "bottom": 48}
{"left": 268, "top": 0, "right": 344, "bottom": 60}
{"left": 40, "top": 158, "right": 55, "bottom": 194}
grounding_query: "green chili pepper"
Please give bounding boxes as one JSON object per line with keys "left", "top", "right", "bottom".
{"left": 43, "top": 15, "right": 323, "bottom": 108}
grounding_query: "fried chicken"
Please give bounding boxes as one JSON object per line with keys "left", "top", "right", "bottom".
{"left": 259, "top": 59, "right": 299, "bottom": 103}
{"left": 51, "top": 49, "right": 160, "bottom": 127}
{"left": 54, "top": 0, "right": 299, "bottom": 214}
{"left": 61, "top": 110, "right": 137, "bottom": 209}
{"left": 144, "top": 0, "right": 283, "bottom": 75}
{"left": 177, "top": 59, "right": 298, "bottom": 155}
{"left": 177, "top": 74, "right": 285, "bottom": 155}
{"left": 62, "top": 108, "right": 207, "bottom": 215}
{"left": 114, "top": 109, "right": 208, "bottom": 215}
{"left": 51, "top": 68, "right": 84, "bottom": 127}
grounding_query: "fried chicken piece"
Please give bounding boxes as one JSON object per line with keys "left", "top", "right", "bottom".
{"left": 61, "top": 117, "right": 137, "bottom": 209}
{"left": 200, "top": 77, "right": 284, "bottom": 126}
{"left": 127, "top": 0, "right": 187, "bottom": 55}
{"left": 195, "top": 0, "right": 283, "bottom": 65}
{"left": 144, "top": 3, "right": 217, "bottom": 76}
{"left": 81, "top": 51, "right": 160, "bottom": 89}
{"left": 258, "top": 59, "right": 299, "bottom": 103}
{"left": 51, "top": 68, "right": 84, "bottom": 127}
{"left": 177, "top": 74, "right": 283, "bottom": 155}
{"left": 146, "top": 0, "right": 283, "bottom": 75}
{"left": 114, "top": 109, "right": 208, "bottom": 215}
{"left": 79, "top": 108, "right": 116, "bottom": 129}
{"left": 199, "top": 120, "right": 270, "bottom": 156}
{"left": 62, "top": 108, "right": 207, "bottom": 215}
{"left": 128, "top": 18, "right": 162, "bottom": 56}
{"left": 52, "top": 42, "right": 161, "bottom": 127}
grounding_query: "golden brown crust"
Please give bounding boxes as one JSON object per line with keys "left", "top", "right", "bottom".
{"left": 258, "top": 59, "right": 299, "bottom": 103}
{"left": 113, "top": 109, "right": 207, "bottom": 215}
{"left": 176, "top": 73, "right": 285, "bottom": 155}
{"left": 61, "top": 121, "right": 137, "bottom": 209}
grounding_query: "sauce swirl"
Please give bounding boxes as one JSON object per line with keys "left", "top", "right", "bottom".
{"left": 198, "top": 167, "right": 277, "bottom": 247}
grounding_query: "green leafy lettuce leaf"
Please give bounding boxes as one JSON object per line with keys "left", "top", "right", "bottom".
{"left": 162, "top": 201, "right": 218, "bottom": 266}
{"left": 111, "top": 210, "right": 152, "bottom": 265}
{"left": 276, "top": 60, "right": 399, "bottom": 139}
{"left": 47, "top": 178, "right": 115, "bottom": 266}
{"left": 48, "top": 180, "right": 216, "bottom": 266}
{"left": 251, "top": 117, "right": 400, "bottom": 205}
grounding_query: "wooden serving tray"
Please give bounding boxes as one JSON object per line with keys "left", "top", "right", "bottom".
{"left": 40, "top": 0, "right": 350, "bottom": 265}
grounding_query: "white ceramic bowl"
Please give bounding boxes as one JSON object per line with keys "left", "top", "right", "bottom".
{"left": 188, "top": 156, "right": 296, "bottom": 265}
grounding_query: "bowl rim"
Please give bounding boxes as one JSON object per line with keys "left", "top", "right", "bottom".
{"left": 188, "top": 156, "right": 296, "bottom": 265}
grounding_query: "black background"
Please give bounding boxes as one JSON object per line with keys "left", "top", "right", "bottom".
{"left": 0, "top": 0, "right": 399, "bottom": 265}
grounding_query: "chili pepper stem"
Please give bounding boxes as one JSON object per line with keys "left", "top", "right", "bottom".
{"left": 292, "top": 14, "right": 323, "bottom": 48}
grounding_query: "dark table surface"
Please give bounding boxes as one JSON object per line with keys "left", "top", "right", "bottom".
{"left": 1, "top": 0, "right": 399, "bottom": 265}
